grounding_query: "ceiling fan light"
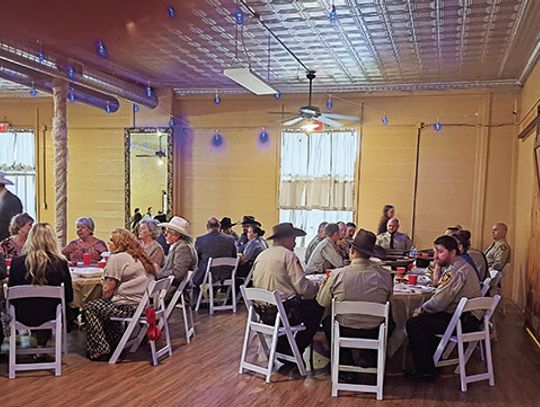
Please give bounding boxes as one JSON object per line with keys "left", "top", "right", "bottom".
{"left": 223, "top": 68, "right": 277, "bottom": 95}
{"left": 301, "top": 121, "right": 323, "bottom": 132}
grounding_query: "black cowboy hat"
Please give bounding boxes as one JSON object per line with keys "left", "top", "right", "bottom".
{"left": 240, "top": 215, "right": 261, "bottom": 227}
{"left": 351, "top": 229, "right": 383, "bottom": 258}
{"left": 220, "top": 217, "right": 237, "bottom": 229}
{"left": 268, "top": 222, "right": 306, "bottom": 240}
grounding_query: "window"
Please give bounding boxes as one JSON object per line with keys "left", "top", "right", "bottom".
{"left": 0, "top": 130, "right": 36, "bottom": 218}
{"left": 279, "top": 130, "right": 359, "bottom": 247}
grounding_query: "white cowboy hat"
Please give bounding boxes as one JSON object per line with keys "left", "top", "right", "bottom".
{"left": 158, "top": 216, "right": 192, "bottom": 239}
{"left": 0, "top": 172, "right": 14, "bottom": 186}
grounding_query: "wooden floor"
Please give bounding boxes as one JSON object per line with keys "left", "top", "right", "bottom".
{"left": 1, "top": 302, "right": 539, "bottom": 407}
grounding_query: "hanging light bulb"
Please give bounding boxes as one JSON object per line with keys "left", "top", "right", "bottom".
{"left": 67, "top": 64, "right": 75, "bottom": 79}
{"left": 329, "top": 4, "right": 337, "bottom": 24}
{"left": 382, "top": 114, "right": 389, "bottom": 125}
{"left": 434, "top": 120, "right": 442, "bottom": 132}
{"left": 68, "top": 89, "right": 76, "bottom": 102}
{"left": 96, "top": 39, "right": 108, "bottom": 58}
{"left": 326, "top": 96, "right": 333, "bottom": 109}
{"left": 30, "top": 83, "right": 37, "bottom": 96}
{"left": 212, "top": 130, "right": 224, "bottom": 147}
{"left": 169, "top": 117, "right": 175, "bottom": 128}
{"left": 274, "top": 91, "right": 281, "bottom": 100}
{"left": 214, "top": 91, "right": 222, "bottom": 105}
{"left": 259, "top": 128, "right": 269, "bottom": 143}
{"left": 146, "top": 85, "right": 153, "bottom": 97}
{"left": 167, "top": 5, "right": 176, "bottom": 18}
{"left": 133, "top": 104, "right": 139, "bottom": 113}
{"left": 234, "top": 8, "right": 245, "bottom": 25}
{"left": 37, "top": 49, "right": 45, "bottom": 63}
{"left": 105, "top": 102, "right": 112, "bottom": 113}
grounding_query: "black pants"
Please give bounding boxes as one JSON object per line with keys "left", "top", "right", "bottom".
{"left": 406, "top": 311, "right": 480, "bottom": 374}
{"left": 322, "top": 316, "right": 395, "bottom": 366}
{"left": 257, "top": 297, "right": 323, "bottom": 355}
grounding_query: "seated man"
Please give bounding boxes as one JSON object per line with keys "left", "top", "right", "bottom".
{"left": 346, "top": 222, "right": 357, "bottom": 241}
{"left": 484, "top": 222, "right": 511, "bottom": 272}
{"left": 306, "top": 223, "right": 344, "bottom": 274}
{"left": 405, "top": 235, "right": 481, "bottom": 381}
{"left": 336, "top": 221, "right": 350, "bottom": 259}
{"left": 219, "top": 217, "right": 239, "bottom": 241}
{"left": 304, "top": 221, "right": 328, "bottom": 264}
{"left": 376, "top": 218, "right": 413, "bottom": 252}
{"left": 236, "top": 215, "right": 263, "bottom": 253}
{"left": 252, "top": 222, "right": 323, "bottom": 357}
{"left": 317, "top": 229, "right": 393, "bottom": 366}
{"left": 193, "top": 217, "right": 237, "bottom": 287}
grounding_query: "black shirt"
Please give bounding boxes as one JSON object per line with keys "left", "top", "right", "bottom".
{"left": 8, "top": 255, "right": 73, "bottom": 327}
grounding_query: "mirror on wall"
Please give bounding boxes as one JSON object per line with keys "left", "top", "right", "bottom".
{"left": 125, "top": 127, "right": 173, "bottom": 230}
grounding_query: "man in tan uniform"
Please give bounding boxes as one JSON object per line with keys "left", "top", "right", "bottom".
{"left": 317, "top": 229, "right": 393, "bottom": 366}
{"left": 252, "top": 222, "right": 323, "bottom": 356}
{"left": 376, "top": 218, "right": 413, "bottom": 252}
{"left": 406, "top": 235, "right": 481, "bottom": 381}
{"left": 306, "top": 223, "right": 344, "bottom": 274}
{"left": 484, "top": 222, "right": 511, "bottom": 271}
{"left": 304, "top": 221, "right": 328, "bottom": 264}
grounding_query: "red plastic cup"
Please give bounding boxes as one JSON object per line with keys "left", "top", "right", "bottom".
{"left": 5, "top": 258, "right": 12, "bottom": 268}
{"left": 98, "top": 260, "right": 106, "bottom": 269}
{"left": 396, "top": 266, "right": 406, "bottom": 278}
{"left": 83, "top": 253, "right": 91, "bottom": 266}
{"left": 408, "top": 274, "right": 418, "bottom": 285}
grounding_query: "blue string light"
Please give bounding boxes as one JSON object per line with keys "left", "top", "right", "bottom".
{"left": 37, "top": 49, "right": 45, "bottom": 63}
{"left": 329, "top": 4, "right": 337, "bottom": 23}
{"left": 146, "top": 86, "right": 153, "bottom": 97}
{"left": 212, "top": 131, "right": 224, "bottom": 147}
{"left": 105, "top": 102, "right": 112, "bottom": 113}
{"left": 274, "top": 91, "right": 281, "bottom": 100}
{"left": 30, "top": 84, "right": 37, "bottom": 96}
{"left": 133, "top": 104, "right": 139, "bottom": 113}
{"left": 67, "top": 64, "right": 75, "bottom": 79}
{"left": 234, "top": 9, "right": 245, "bottom": 25}
{"left": 169, "top": 117, "right": 175, "bottom": 128}
{"left": 96, "top": 40, "right": 108, "bottom": 58}
{"left": 68, "top": 89, "right": 76, "bottom": 102}
{"left": 214, "top": 92, "right": 221, "bottom": 105}
{"left": 326, "top": 97, "right": 333, "bottom": 109}
{"left": 434, "top": 120, "right": 442, "bottom": 132}
{"left": 259, "top": 129, "right": 269, "bottom": 143}
{"left": 167, "top": 5, "right": 175, "bottom": 18}
{"left": 382, "top": 115, "right": 389, "bottom": 125}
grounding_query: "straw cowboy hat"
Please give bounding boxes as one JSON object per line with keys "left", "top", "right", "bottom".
{"left": 158, "top": 216, "right": 192, "bottom": 239}
{"left": 0, "top": 172, "right": 14, "bottom": 186}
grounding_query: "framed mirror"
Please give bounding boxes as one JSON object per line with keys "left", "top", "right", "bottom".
{"left": 125, "top": 127, "right": 173, "bottom": 229}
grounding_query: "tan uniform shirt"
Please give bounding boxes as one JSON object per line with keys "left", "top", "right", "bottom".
{"left": 485, "top": 239, "right": 511, "bottom": 271}
{"left": 376, "top": 231, "right": 413, "bottom": 252}
{"left": 306, "top": 237, "right": 344, "bottom": 274}
{"left": 317, "top": 258, "right": 393, "bottom": 330}
{"left": 252, "top": 245, "right": 319, "bottom": 300}
{"left": 421, "top": 256, "right": 481, "bottom": 318}
{"left": 105, "top": 252, "right": 153, "bottom": 306}
{"left": 304, "top": 235, "right": 323, "bottom": 264}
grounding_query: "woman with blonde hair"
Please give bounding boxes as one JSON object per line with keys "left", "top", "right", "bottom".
{"left": 82, "top": 228, "right": 155, "bottom": 361}
{"left": 5, "top": 223, "right": 73, "bottom": 347}
{"left": 0, "top": 212, "right": 34, "bottom": 259}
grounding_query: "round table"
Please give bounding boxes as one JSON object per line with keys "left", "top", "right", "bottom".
{"left": 70, "top": 267, "right": 104, "bottom": 308}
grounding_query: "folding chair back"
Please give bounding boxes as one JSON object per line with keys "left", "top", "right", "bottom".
{"left": 164, "top": 270, "right": 195, "bottom": 343}
{"left": 331, "top": 299, "right": 390, "bottom": 400}
{"left": 109, "top": 276, "right": 174, "bottom": 365}
{"left": 433, "top": 295, "right": 501, "bottom": 391}
{"left": 480, "top": 277, "right": 492, "bottom": 297}
{"left": 196, "top": 256, "right": 240, "bottom": 314}
{"left": 239, "top": 286, "right": 307, "bottom": 383}
{"left": 3, "top": 283, "right": 66, "bottom": 378}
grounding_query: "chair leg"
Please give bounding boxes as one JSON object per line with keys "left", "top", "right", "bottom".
{"left": 109, "top": 318, "right": 139, "bottom": 364}
{"left": 239, "top": 319, "right": 252, "bottom": 375}
{"left": 232, "top": 281, "right": 237, "bottom": 314}
{"left": 9, "top": 324, "right": 16, "bottom": 379}
{"left": 266, "top": 329, "right": 279, "bottom": 383}
{"left": 55, "top": 322, "right": 62, "bottom": 376}
{"left": 209, "top": 275, "right": 215, "bottom": 315}
{"left": 484, "top": 335, "right": 495, "bottom": 386}
{"left": 331, "top": 337, "right": 339, "bottom": 397}
{"left": 286, "top": 330, "right": 307, "bottom": 376}
{"left": 195, "top": 273, "right": 208, "bottom": 312}
{"left": 376, "top": 343, "right": 385, "bottom": 400}
{"left": 181, "top": 296, "right": 191, "bottom": 343}
{"left": 457, "top": 337, "right": 468, "bottom": 392}
{"left": 150, "top": 340, "right": 158, "bottom": 366}
{"left": 163, "top": 316, "right": 173, "bottom": 357}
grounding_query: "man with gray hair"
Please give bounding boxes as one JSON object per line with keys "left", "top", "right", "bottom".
{"left": 306, "top": 223, "right": 344, "bottom": 274}
{"left": 0, "top": 172, "right": 23, "bottom": 241}
{"left": 485, "top": 222, "right": 511, "bottom": 271}
{"left": 304, "top": 221, "right": 328, "bottom": 264}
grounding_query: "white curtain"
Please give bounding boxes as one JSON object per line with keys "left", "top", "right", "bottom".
{"left": 279, "top": 130, "right": 358, "bottom": 210}
{"left": 0, "top": 131, "right": 36, "bottom": 218}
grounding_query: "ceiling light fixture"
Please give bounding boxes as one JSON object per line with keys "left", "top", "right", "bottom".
{"left": 224, "top": 67, "right": 277, "bottom": 95}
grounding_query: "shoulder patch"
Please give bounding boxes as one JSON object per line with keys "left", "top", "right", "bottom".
{"left": 440, "top": 272, "right": 452, "bottom": 285}
{"left": 500, "top": 245, "right": 507, "bottom": 252}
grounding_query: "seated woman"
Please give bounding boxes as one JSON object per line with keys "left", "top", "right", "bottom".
{"left": 138, "top": 219, "right": 165, "bottom": 268}
{"left": 82, "top": 229, "right": 155, "bottom": 361}
{"left": 5, "top": 223, "right": 73, "bottom": 347}
{"left": 237, "top": 225, "right": 267, "bottom": 278}
{"left": 0, "top": 212, "right": 34, "bottom": 259}
{"left": 62, "top": 217, "right": 107, "bottom": 265}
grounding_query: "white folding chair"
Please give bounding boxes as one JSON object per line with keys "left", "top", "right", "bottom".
{"left": 331, "top": 299, "right": 390, "bottom": 400}
{"left": 109, "top": 276, "right": 173, "bottom": 366}
{"left": 433, "top": 295, "right": 501, "bottom": 392}
{"left": 480, "top": 277, "right": 492, "bottom": 297}
{"left": 239, "top": 286, "right": 307, "bottom": 383}
{"left": 196, "top": 256, "right": 240, "bottom": 315}
{"left": 163, "top": 271, "right": 195, "bottom": 343}
{"left": 3, "top": 283, "right": 66, "bottom": 378}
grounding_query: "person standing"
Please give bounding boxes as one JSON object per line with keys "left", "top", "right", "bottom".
{"left": 0, "top": 172, "right": 23, "bottom": 241}
{"left": 377, "top": 204, "right": 395, "bottom": 235}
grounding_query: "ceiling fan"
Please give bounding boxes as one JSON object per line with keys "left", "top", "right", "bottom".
{"left": 135, "top": 135, "right": 167, "bottom": 158}
{"left": 272, "top": 71, "right": 360, "bottom": 128}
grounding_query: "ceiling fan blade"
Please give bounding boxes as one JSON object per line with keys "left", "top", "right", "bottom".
{"left": 135, "top": 154, "right": 155, "bottom": 158}
{"left": 321, "top": 113, "right": 360, "bottom": 121}
{"left": 267, "top": 111, "right": 297, "bottom": 115}
{"left": 317, "top": 115, "right": 343, "bottom": 127}
{"left": 282, "top": 117, "right": 304, "bottom": 126}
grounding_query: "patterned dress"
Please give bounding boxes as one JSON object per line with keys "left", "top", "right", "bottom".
{"left": 62, "top": 237, "right": 108, "bottom": 264}
{"left": 0, "top": 236, "right": 23, "bottom": 259}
